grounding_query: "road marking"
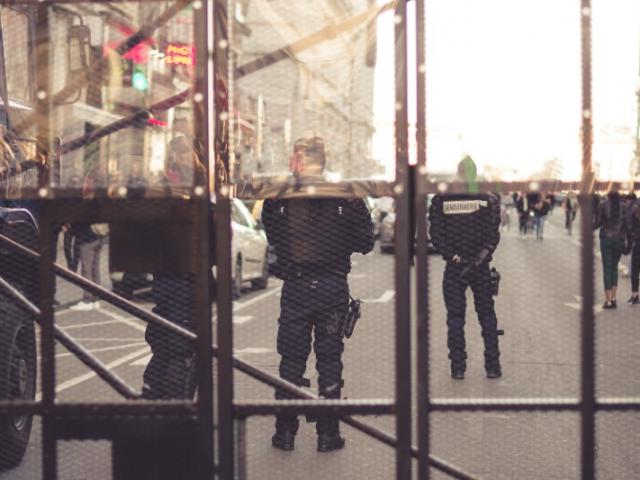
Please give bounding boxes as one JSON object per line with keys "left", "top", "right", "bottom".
{"left": 36, "top": 346, "right": 150, "bottom": 400}
{"left": 564, "top": 295, "right": 603, "bottom": 314}
{"left": 65, "top": 338, "right": 145, "bottom": 342}
{"left": 362, "top": 290, "right": 395, "bottom": 303}
{"left": 130, "top": 346, "right": 273, "bottom": 367}
{"left": 130, "top": 354, "right": 152, "bottom": 367}
{"left": 59, "top": 319, "right": 123, "bottom": 330}
{"left": 349, "top": 273, "right": 366, "bottom": 279}
{"left": 233, "top": 285, "right": 281, "bottom": 312}
{"left": 235, "top": 347, "right": 272, "bottom": 355}
{"left": 212, "top": 286, "right": 281, "bottom": 324}
{"left": 233, "top": 315, "right": 254, "bottom": 324}
{"left": 98, "top": 308, "right": 147, "bottom": 332}
{"left": 45, "top": 342, "right": 148, "bottom": 360}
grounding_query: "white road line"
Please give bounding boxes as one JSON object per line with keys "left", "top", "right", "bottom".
{"left": 233, "top": 315, "right": 254, "bottom": 324}
{"left": 41, "top": 342, "right": 148, "bottom": 360}
{"left": 63, "top": 338, "right": 145, "bottom": 342}
{"left": 235, "top": 347, "right": 272, "bottom": 355}
{"left": 233, "top": 286, "right": 281, "bottom": 312}
{"left": 59, "top": 319, "right": 123, "bottom": 330}
{"left": 130, "top": 346, "right": 273, "bottom": 367}
{"left": 36, "top": 346, "right": 150, "bottom": 401}
{"left": 130, "top": 354, "right": 152, "bottom": 367}
{"left": 98, "top": 308, "right": 147, "bottom": 332}
{"left": 361, "top": 290, "right": 395, "bottom": 303}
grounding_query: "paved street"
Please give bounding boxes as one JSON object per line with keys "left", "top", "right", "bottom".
{"left": 2, "top": 209, "right": 640, "bottom": 479}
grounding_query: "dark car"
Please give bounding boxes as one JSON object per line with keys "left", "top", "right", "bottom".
{"left": 0, "top": 208, "right": 38, "bottom": 470}
{"left": 378, "top": 196, "right": 437, "bottom": 255}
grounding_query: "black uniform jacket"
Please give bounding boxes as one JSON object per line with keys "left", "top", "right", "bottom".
{"left": 262, "top": 197, "right": 374, "bottom": 279}
{"left": 428, "top": 193, "right": 501, "bottom": 263}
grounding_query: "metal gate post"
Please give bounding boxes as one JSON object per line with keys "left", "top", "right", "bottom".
{"left": 414, "top": 0, "right": 430, "bottom": 478}
{"left": 34, "top": 3, "right": 55, "bottom": 478}
{"left": 193, "top": 0, "right": 215, "bottom": 476}
{"left": 580, "top": 1, "right": 595, "bottom": 479}
{"left": 394, "top": 1, "right": 412, "bottom": 478}
{"left": 213, "top": 0, "right": 235, "bottom": 477}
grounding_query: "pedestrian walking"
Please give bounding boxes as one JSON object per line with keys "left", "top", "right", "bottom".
{"left": 563, "top": 191, "right": 579, "bottom": 235}
{"left": 262, "top": 136, "right": 374, "bottom": 452}
{"left": 531, "top": 193, "right": 551, "bottom": 240}
{"left": 429, "top": 156, "right": 502, "bottom": 380}
{"left": 68, "top": 223, "right": 107, "bottom": 311}
{"left": 593, "top": 188, "right": 631, "bottom": 309}
{"left": 513, "top": 191, "right": 529, "bottom": 238}
{"left": 141, "top": 141, "right": 214, "bottom": 399}
{"left": 627, "top": 195, "right": 640, "bottom": 305}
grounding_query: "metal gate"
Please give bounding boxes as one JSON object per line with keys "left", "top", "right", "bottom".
{"left": 0, "top": 0, "right": 639, "bottom": 479}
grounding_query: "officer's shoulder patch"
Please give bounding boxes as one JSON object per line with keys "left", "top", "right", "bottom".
{"left": 443, "top": 200, "right": 488, "bottom": 215}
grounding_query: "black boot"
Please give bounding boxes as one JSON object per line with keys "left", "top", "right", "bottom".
{"left": 272, "top": 430, "right": 295, "bottom": 451}
{"left": 485, "top": 354, "right": 502, "bottom": 379}
{"left": 486, "top": 362, "right": 502, "bottom": 379}
{"left": 317, "top": 432, "right": 346, "bottom": 452}
{"left": 449, "top": 355, "right": 467, "bottom": 380}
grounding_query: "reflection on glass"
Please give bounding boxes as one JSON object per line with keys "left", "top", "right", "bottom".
{"left": 43, "top": 2, "right": 199, "bottom": 197}
{"left": 230, "top": 0, "right": 397, "bottom": 194}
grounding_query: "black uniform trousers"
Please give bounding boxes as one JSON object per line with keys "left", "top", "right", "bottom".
{"left": 443, "top": 262, "right": 500, "bottom": 369}
{"left": 143, "top": 273, "right": 196, "bottom": 399}
{"left": 276, "top": 272, "right": 348, "bottom": 435}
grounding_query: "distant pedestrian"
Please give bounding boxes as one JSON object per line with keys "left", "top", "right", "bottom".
{"left": 563, "top": 191, "right": 579, "bottom": 235}
{"left": 69, "top": 223, "right": 107, "bottom": 311}
{"left": 593, "top": 188, "right": 631, "bottom": 309}
{"left": 627, "top": 195, "right": 640, "bottom": 305}
{"left": 513, "top": 192, "right": 529, "bottom": 238}
{"left": 531, "top": 193, "right": 551, "bottom": 240}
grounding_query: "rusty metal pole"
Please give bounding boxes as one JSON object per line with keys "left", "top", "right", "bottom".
{"left": 579, "top": 2, "right": 595, "bottom": 480}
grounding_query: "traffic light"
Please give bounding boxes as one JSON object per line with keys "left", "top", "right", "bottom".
{"left": 131, "top": 64, "right": 148, "bottom": 91}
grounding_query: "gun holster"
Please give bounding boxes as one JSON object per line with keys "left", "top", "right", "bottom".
{"left": 490, "top": 267, "right": 501, "bottom": 296}
{"left": 325, "top": 296, "right": 362, "bottom": 339}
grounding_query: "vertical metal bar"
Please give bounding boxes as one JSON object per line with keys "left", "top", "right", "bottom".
{"left": 214, "top": 0, "right": 235, "bottom": 478}
{"left": 193, "top": 2, "right": 214, "bottom": 478}
{"left": 394, "top": 1, "right": 412, "bottom": 478}
{"left": 235, "top": 417, "right": 247, "bottom": 480}
{"left": 39, "top": 211, "right": 56, "bottom": 480}
{"left": 414, "top": 0, "right": 429, "bottom": 479}
{"left": 580, "top": 2, "right": 595, "bottom": 480}
{"left": 34, "top": 5, "right": 55, "bottom": 479}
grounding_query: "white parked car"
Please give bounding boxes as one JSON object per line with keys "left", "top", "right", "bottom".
{"left": 230, "top": 198, "right": 270, "bottom": 297}
{"left": 111, "top": 198, "right": 270, "bottom": 300}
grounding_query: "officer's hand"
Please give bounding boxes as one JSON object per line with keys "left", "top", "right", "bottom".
{"left": 452, "top": 254, "right": 462, "bottom": 263}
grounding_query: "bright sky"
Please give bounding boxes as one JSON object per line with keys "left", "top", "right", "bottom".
{"left": 372, "top": 0, "right": 640, "bottom": 182}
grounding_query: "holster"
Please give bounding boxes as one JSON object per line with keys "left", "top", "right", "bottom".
{"left": 325, "top": 296, "right": 362, "bottom": 339}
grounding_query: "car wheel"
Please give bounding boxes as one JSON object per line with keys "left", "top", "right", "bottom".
{"left": 0, "top": 327, "right": 36, "bottom": 470}
{"left": 251, "top": 252, "right": 270, "bottom": 290}
{"left": 232, "top": 257, "right": 243, "bottom": 299}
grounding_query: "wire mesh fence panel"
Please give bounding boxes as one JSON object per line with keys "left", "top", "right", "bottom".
{"left": 57, "top": 440, "right": 112, "bottom": 480}
{"left": 238, "top": 416, "right": 396, "bottom": 480}
{"left": 428, "top": 412, "right": 581, "bottom": 480}
{"left": 0, "top": 416, "right": 42, "bottom": 480}
{"left": 226, "top": 0, "right": 400, "bottom": 469}
{"left": 590, "top": 0, "right": 640, "bottom": 400}
{"left": 595, "top": 413, "right": 640, "bottom": 480}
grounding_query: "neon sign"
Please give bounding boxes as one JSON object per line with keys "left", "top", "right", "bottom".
{"left": 165, "top": 44, "right": 195, "bottom": 66}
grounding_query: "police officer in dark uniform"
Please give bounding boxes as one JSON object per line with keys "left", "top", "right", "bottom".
{"left": 262, "top": 136, "right": 374, "bottom": 452}
{"left": 428, "top": 156, "right": 502, "bottom": 380}
{"left": 141, "top": 143, "right": 213, "bottom": 399}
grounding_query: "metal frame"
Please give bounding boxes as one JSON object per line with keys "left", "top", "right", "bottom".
{"left": 0, "top": 0, "right": 638, "bottom": 479}
{"left": 412, "top": 1, "right": 640, "bottom": 479}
